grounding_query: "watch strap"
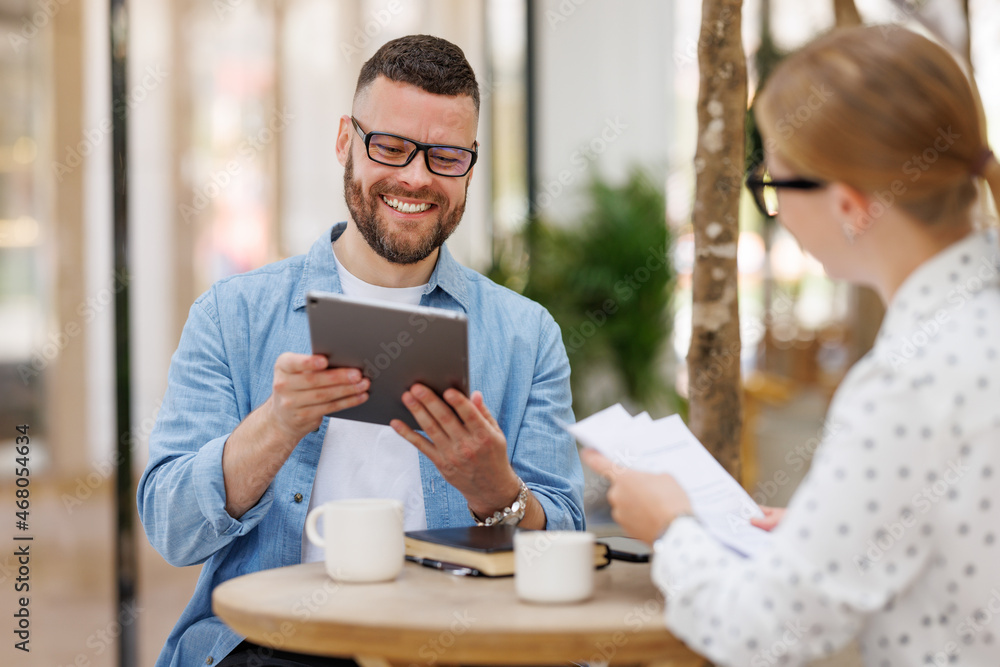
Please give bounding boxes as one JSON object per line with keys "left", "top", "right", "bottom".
{"left": 469, "top": 478, "right": 529, "bottom": 527}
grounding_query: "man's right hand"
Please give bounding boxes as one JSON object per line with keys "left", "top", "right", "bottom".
{"left": 222, "top": 353, "right": 368, "bottom": 519}
{"left": 265, "top": 352, "right": 370, "bottom": 442}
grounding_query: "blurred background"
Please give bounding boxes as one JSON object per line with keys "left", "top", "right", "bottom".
{"left": 0, "top": 0, "right": 998, "bottom": 665}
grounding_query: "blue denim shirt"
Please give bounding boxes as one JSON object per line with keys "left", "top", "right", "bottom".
{"left": 137, "top": 224, "right": 584, "bottom": 667}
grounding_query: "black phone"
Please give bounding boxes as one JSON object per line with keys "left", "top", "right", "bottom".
{"left": 600, "top": 536, "right": 652, "bottom": 563}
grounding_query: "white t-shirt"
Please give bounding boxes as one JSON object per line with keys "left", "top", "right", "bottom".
{"left": 301, "top": 254, "right": 429, "bottom": 564}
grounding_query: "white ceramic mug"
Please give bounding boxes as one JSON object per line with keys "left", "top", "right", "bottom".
{"left": 305, "top": 498, "right": 404, "bottom": 583}
{"left": 514, "top": 530, "right": 596, "bottom": 603}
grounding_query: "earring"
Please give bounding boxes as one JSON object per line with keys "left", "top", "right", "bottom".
{"left": 842, "top": 224, "right": 857, "bottom": 245}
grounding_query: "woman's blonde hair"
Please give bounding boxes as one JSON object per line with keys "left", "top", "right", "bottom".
{"left": 755, "top": 25, "right": 1000, "bottom": 227}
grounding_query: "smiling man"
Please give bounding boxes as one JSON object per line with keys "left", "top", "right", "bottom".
{"left": 138, "top": 35, "right": 584, "bottom": 667}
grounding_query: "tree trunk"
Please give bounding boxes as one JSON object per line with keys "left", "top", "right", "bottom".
{"left": 847, "top": 287, "right": 885, "bottom": 366}
{"left": 687, "top": 0, "right": 747, "bottom": 481}
{"left": 833, "top": 0, "right": 863, "bottom": 27}
{"left": 962, "top": 0, "right": 972, "bottom": 67}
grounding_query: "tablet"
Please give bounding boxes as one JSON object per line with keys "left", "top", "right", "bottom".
{"left": 306, "top": 290, "right": 470, "bottom": 429}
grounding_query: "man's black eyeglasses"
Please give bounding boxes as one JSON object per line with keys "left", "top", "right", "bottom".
{"left": 745, "top": 162, "right": 826, "bottom": 218}
{"left": 351, "top": 116, "right": 478, "bottom": 177}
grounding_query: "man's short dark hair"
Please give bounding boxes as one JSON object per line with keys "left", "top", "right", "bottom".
{"left": 355, "top": 35, "right": 480, "bottom": 113}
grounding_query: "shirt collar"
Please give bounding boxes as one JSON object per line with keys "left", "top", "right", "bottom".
{"left": 424, "top": 235, "right": 471, "bottom": 312}
{"left": 293, "top": 222, "right": 470, "bottom": 312}
{"left": 877, "top": 229, "right": 1000, "bottom": 345}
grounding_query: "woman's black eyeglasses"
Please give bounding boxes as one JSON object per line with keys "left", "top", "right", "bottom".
{"left": 744, "top": 162, "right": 826, "bottom": 217}
{"left": 351, "top": 116, "right": 478, "bottom": 177}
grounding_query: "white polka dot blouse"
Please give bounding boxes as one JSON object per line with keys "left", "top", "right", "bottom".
{"left": 653, "top": 230, "right": 1000, "bottom": 667}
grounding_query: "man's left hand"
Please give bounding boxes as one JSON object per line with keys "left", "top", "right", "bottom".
{"left": 391, "top": 384, "right": 522, "bottom": 519}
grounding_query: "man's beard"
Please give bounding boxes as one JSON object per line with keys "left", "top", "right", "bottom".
{"left": 343, "top": 150, "right": 468, "bottom": 265}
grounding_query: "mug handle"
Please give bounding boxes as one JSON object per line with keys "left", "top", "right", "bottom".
{"left": 305, "top": 505, "right": 326, "bottom": 548}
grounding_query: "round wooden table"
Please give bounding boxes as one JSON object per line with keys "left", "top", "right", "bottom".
{"left": 212, "top": 560, "right": 706, "bottom": 667}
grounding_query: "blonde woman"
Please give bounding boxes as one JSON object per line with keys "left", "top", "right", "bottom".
{"left": 584, "top": 25, "right": 1000, "bottom": 667}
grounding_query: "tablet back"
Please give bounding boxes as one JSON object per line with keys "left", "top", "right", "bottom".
{"left": 306, "top": 291, "right": 469, "bottom": 429}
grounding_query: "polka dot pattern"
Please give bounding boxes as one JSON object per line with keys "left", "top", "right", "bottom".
{"left": 653, "top": 232, "right": 1000, "bottom": 667}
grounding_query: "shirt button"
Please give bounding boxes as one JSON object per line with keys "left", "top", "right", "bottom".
{"left": 294, "top": 493, "right": 303, "bottom": 503}
{"left": 206, "top": 658, "right": 214, "bottom": 665}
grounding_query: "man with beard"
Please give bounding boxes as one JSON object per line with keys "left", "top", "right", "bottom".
{"left": 138, "top": 35, "right": 584, "bottom": 667}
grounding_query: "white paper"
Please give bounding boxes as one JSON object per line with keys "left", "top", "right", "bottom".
{"left": 570, "top": 404, "right": 772, "bottom": 558}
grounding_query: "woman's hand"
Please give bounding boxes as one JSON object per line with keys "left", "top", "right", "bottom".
{"left": 581, "top": 449, "right": 693, "bottom": 546}
{"left": 750, "top": 505, "right": 786, "bottom": 531}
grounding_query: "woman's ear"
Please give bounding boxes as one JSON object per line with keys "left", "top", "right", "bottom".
{"left": 829, "top": 182, "right": 874, "bottom": 243}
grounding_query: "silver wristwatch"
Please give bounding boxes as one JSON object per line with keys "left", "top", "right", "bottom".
{"left": 470, "top": 478, "right": 529, "bottom": 526}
